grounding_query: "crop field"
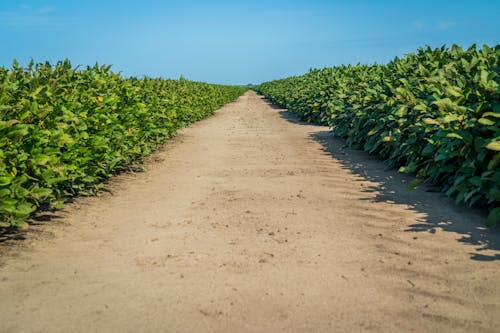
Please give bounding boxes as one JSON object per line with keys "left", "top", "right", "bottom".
{"left": 1, "top": 46, "right": 500, "bottom": 333}
{"left": 257, "top": 45, "right": 499, "bottom": 225}
{"left": 0, "top": 60, "right": 246, "bottom": 226}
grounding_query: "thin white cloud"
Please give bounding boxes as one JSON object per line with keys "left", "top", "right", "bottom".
{"left": 35, "top": 7, "right": 56, "bottom": 15}
{"left": 411, "top": 20, "right": 426, "bottom": 30}
{"left": 0, "top": 6, "right": 69, "bottom": 28}
{"left": 436, "top": 21, "right": 457, "bottom": 30}
{"left": 410, "top": 19, "right": 459, "bottom": 32}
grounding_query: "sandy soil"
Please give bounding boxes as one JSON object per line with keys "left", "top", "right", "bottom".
{"left": 1, "top": 91, "right": 499, "bottom": 332}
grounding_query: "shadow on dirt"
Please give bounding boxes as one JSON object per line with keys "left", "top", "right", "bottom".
{"left": 274, "top": 105, "right": 500, "bottom": 261}
{"left": 0, "top": 183, "right": 112, "bottom": 248}
{"left": 0, "top": 227, "right": 28, "bottom": 244}
{"left": 261, "top": 99, "right": 318, "bottom": 127}
{"left": 0, "top": 212, "right": 63, "bottom": 245}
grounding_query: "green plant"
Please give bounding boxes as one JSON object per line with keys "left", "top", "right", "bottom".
{"left": 256, "top": 44, "right": 499, "bottom": 225}
{"left": 0, "top": 60, "right": 247, "bottom": 226}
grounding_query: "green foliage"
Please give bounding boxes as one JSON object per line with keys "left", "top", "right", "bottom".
{"left": 256, "top": 44, "right": 499, "bottom": 225}
{"left": 0, "top": 60, "right": 247, "bottom": 226}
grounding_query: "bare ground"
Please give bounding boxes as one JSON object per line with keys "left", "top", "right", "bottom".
{"left": 1, "top": 91, "right": 499, "bottom": 332}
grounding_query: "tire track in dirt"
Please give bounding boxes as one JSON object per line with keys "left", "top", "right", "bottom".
{"left": 0, "top": 91, "right": 499, "bottom": 332}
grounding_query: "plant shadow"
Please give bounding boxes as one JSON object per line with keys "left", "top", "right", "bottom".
{"left": 274, "top": 105, "right": 500, "bottom": 261}
{"left": 263, "top": 99, "right": 315, "bottom": 126}
{"left": 0, "top": 212, "right": 63, "bottom": 245}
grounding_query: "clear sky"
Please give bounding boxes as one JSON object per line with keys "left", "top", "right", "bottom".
{"left": 1, "top": 0, "right": 499, "bottom": 85}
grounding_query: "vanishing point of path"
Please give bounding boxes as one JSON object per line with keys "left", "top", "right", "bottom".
{"left": 1, "top": 91, "right": 499, "bottom": 332}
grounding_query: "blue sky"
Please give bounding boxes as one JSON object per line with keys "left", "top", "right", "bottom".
{"left": 1, "top": 0, "right": 499, "bottom": 84}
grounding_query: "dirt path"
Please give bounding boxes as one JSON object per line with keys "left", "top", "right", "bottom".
{"left": 1, "top": 91, "right": 499, "bottom": 332}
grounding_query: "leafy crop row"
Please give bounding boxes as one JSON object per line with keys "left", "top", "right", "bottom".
{"left": 256, "top": 45, "right": 499, "bottom": 225}
{"left": 0, "top": 60, "right": 247, "bottom": 227}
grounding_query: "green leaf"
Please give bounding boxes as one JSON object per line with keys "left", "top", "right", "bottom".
{"left": 480, "top": 70, "right": 489, "bottom": 85}
{"left": 482, "top": 112, "right": 500, "bottom": 118}
{"left": 423, "top": 118, "right": 439, "bottom": 125}
{"left": 399, "top": 162, "right": 418, "bottom": 173}
{"left": 407, "top": 178, "right": 422, "bottom": 190}
{"left": 478, "top": 118, "right": 495, "bottom": 126}
{"left": 468, "top": 176, "right": 481, "bottom": 187}
{"left": 0, "top": 188, "right": 11, "bottom": 197}
{"left": 6, "top": 126, "right": 30, "bottom": 139}
{"left": 442, "top": 114, "right": 458, "bottom": 123}
{"left": 432, "top": 98, "right": 455, "bottom": 113}
{"left": 50, "top": 200, "right": 66, "bottom": 210}
{"left": 30, "top": 101, "right": 39, "bottom": 116}
{"left": 0, "top": 175, "right": 14, "bottom": 186}
{"left": 445, "top": 86, "right": 463, "bottom": 98}
{"left": 14, "top": 186, "right": 30, "bottom": 198}
{"left": 13, "top": 202, "right": 35, "bottom": 218}
{"left": 56, "top": 133, "right": 74, "bottom": 146}
{"left": 413, "top": 104, "right": 427, "bottom": 111}
{"left": 446, "top": 133, "right": 463, "bottom": 140}
{"left": 30, "top": 188, "right": 53, "bottom": 200}
{"left": 32, "top": 154, "right": 51, "bottom": 166}
{"left": 395, "top": 105, "right": 408, "bottom": 117}
{"left": 0, "top": 199, "right": 17, "bottom": 214}
{"left": 486, "top": 207, "right": 500, "bottom": 227}
{"left": 485, "top": 141, "right": 500, "bottom": 151}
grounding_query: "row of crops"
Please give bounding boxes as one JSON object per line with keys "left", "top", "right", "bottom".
{"left": 0, "top": 60, "right": 247, "bottom": 226}
{"left": 256, "top": 45, "right": 499, "bottom": 225}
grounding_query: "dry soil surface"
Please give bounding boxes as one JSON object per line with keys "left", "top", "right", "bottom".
{"left": 1, "top": 91, "right": 499, "bottom": 333}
